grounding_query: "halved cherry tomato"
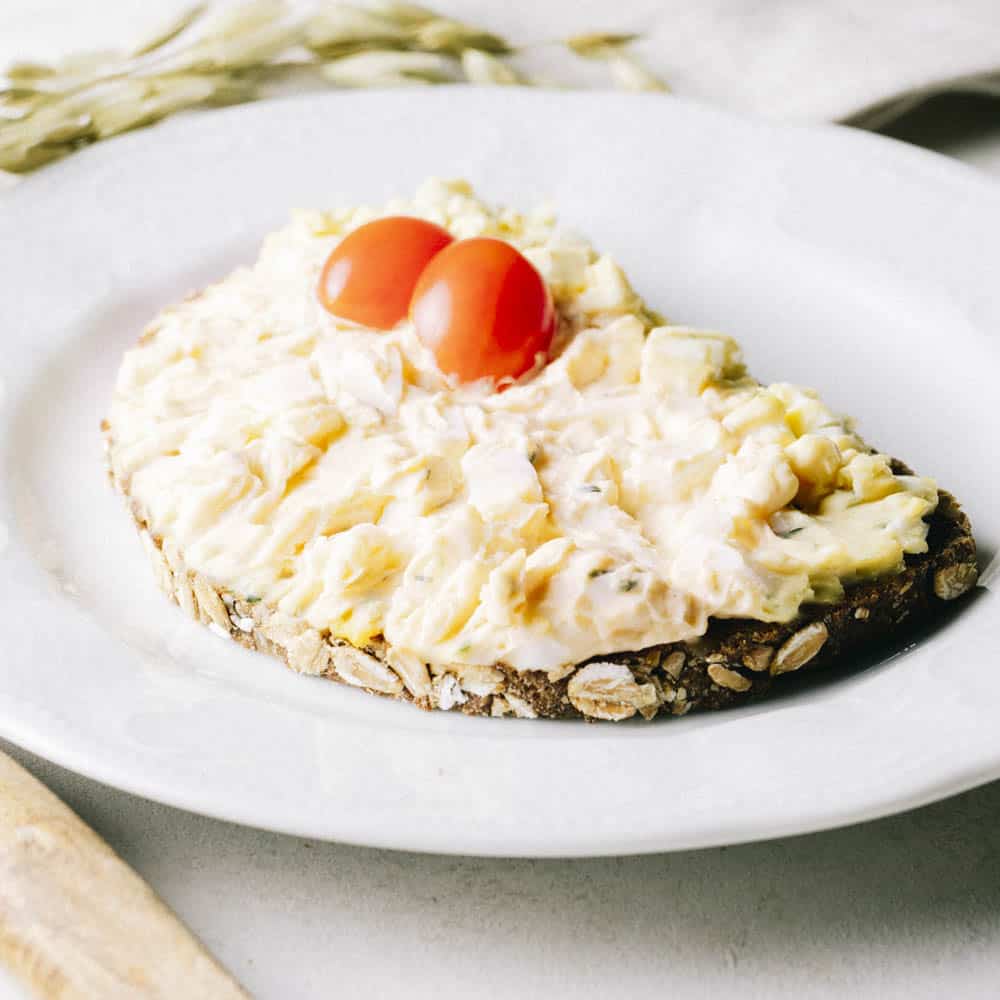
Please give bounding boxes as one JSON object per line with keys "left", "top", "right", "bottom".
{"left": 318, "top": 216, "right": 454, "bottom": 328}
{"left": 410, "top": 237, "right": 555, "bottom": 383}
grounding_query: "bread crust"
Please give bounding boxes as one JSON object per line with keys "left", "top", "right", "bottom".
{"left": 104, "top": 420, "right": 978, "bottom": 722}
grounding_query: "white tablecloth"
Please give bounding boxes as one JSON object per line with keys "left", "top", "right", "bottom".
{"left": 3, "top": 0, "right": 1000, "bottom": 122}
{"left": 3, "top": 4, "right": 1000, "bottom": 999}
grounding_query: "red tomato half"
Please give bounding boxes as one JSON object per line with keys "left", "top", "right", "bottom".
{"left": 318, "top": 216, "right": 454, "bottom": 328}
{"left": 410, "top": 238, "right": 555, "bottom": 383}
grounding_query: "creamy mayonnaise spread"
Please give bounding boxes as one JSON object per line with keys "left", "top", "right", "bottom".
{"left": 108, "top": 179, "right": 937, "bottom": 673}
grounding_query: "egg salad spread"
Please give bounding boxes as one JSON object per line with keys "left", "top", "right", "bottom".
{"left": 107, "top": 180, "right": 937, "bottom": 674}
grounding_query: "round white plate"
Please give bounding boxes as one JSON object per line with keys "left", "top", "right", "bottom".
{"left": 1, "top": 90, "right": 997, "bottom": 857}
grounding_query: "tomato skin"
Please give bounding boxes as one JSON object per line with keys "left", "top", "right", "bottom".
{"left": 318, "top": 216, "right": 454, "bottom": 328}
{"left": 410, "top": 238, "right": 555, "bottom": 383}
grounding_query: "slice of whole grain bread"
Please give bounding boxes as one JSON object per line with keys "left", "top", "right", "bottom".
{"left": 104, "top": 425, "right": 978, "bottom": 721}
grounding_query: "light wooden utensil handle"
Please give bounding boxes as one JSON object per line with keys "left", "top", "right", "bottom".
{"left": 0, "top": 751, "right": 250, "bottom": 999}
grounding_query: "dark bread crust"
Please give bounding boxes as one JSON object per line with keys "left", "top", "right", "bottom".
{"left": 109, "top": 422, "right": 978, "bottom": 720}
{"left": 498, "top": 479, "right": 977, "bottom": 719}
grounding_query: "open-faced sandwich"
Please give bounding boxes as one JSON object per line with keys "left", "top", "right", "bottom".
{"left": 105, "top": 180, "right": 978, "bottom": 720}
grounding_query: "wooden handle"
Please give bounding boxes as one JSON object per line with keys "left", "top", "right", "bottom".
{"left": 0, "top": 751, "right": 250, "bottom": 999}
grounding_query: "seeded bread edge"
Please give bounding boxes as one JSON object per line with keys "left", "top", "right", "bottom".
{"left": 104, "top": 423, "right": 978, "bottom": 722}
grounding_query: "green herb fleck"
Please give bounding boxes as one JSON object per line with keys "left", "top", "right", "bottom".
{"left": 245, "top": 595, "right": 262, "bottom": 603}
{"left": 619, "top": 578, "right": 638, "bottom": 592}
{"left": 589, "top": 568, "right": 610, "bottom": 579}
{"left": 580, "top": 484, "right": 601, "bottom": 493}
{"left": 779, "top": 527, "right": 805, "bottom": 538}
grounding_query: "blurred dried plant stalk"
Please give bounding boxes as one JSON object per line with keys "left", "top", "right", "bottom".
{"left": 0, "top": 1, "right": 668, "bottom": 174}
{"left": 566, "top": 31, "right": 668, "bottom": 93}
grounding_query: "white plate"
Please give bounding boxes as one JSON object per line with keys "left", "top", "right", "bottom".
{"left": 1, "top": 90, "right": 998, "bottom": 857}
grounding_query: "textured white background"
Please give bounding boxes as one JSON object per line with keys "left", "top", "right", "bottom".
{"left": 3, "top": 3, "right": 1000, "bottom": 999}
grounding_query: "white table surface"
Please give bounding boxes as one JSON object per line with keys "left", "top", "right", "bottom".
{"left": 3, "top": 5, "right": 1000, "bottom": 999}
